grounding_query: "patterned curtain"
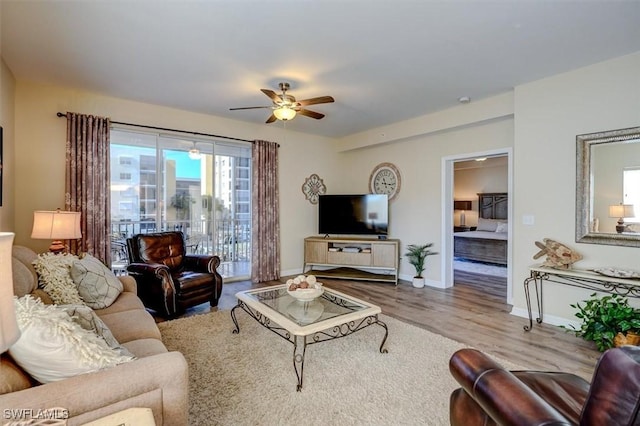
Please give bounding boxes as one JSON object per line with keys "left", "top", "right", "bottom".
{"left": 251, "top": 140, "right": 280, "bottom": 282}
{"left": 64, "top": 112, "right": 111, "bottom": 263}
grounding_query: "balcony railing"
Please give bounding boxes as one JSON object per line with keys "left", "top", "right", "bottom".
{"left": 111, "top": 219, "right": 251, "bottom": 277}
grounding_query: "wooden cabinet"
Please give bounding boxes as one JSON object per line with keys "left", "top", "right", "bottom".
{"left": 304, "top": 240, "right": 328, "bottom": 264}
{"left": 303, "top": 236, "right": 399, "bottom": 285}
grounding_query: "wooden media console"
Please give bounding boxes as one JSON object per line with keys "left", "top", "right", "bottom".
{"left": 303, "top": 236, "right": 400, "bottom": 285}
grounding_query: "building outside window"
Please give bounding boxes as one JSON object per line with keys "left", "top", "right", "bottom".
{"left": 110, "top": 129, "right": 252, "bottom": 280}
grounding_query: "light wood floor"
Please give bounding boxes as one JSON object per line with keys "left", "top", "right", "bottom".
{"left": 165, "top": 272, "right": 601, "bottom": 381}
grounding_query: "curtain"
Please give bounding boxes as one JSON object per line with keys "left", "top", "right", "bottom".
{"left": 251, "top": 140, "right": 280, "bottom": 282}
{"left": 64, "top": 112, "right": 111, "bottom": 263}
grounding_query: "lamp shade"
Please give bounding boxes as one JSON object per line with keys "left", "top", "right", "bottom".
{"left": 273, "top": 107, "right": 296, "bottom": 121}
{"left": 0, "top": 232, "right": 18, "bottom": 353}
{"left": 454, "top": 201, "right": 472, "bottom": 211}
{"left": 609, "top": 204, "right": 635, "bottom": 218}
{"left": 31, "top": 210, "right": 82, "bottom": 240}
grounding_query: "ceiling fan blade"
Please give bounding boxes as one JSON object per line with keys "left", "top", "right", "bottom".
{"left": 266, "top": 114, "right": 277, "bottom": 124}
{"left": 298, "top": 109, "right": 325, "bottom": 120}
{"left": 229, "top": 106, "right": 272, "bottom": 111}
{"left": 261, "top": 89, "right": 281, "bottom": 103}
{"left": 297, "top": 96, "right": 335, "bottom": 107}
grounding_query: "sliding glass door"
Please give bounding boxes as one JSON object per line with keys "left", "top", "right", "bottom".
{"left": 110, "top": 129, "right": 251, "bottom": 280}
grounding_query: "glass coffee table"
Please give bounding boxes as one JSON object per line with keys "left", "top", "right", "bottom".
{"left": 231, "top": 284, "right": 388, "bottom": 391}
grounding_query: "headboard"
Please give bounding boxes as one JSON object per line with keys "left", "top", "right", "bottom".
{"left": 478, "top": 193, "right": 508, "bottom": 220}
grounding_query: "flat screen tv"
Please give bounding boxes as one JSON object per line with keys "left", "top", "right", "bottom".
{"left": 318, "top": 194, "right": 389, "bottom": 236}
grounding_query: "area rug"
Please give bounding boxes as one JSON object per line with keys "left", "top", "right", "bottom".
{"left": 454, "top": 258, "right": 507, "bottom": 277}
{"left": 159, "top": 311, "right": 520, "bottom": 425}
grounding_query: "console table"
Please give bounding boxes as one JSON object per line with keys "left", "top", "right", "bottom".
{"left": 523, "top": 266, "right": 640, "bottom": 331}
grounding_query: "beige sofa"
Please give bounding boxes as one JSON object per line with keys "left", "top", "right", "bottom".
{"left": 0, "top": 246, "right": 188, "bottom": 425}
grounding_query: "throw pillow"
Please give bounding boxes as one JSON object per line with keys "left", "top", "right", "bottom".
{"left": 32, "top": 252, "right": 84, "bottom": 305}
{"left": 70, "top": 253, "right": 123, "bottom": 309}
{"left": 476, "top": 218, "right": 500, "bottom": 232}
{"left": 60, "top": 304, "right": 135, "bottom": 358}
{"left": 495, "top": 222, "right": 508, "bottom": 233}
{"left": 9, "top": 295, "right": 134, "bottom": 384}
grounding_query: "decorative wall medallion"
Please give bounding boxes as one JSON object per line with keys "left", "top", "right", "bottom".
{"left": 302, "top": 174, "right": 326, "bottom": 204}
{"left": 369, "top": 162, "right": 401, "bottom": 200}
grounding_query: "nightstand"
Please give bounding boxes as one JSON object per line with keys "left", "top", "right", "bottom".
{"left": 454, "top": 226, "right": 471, "bottom": 232}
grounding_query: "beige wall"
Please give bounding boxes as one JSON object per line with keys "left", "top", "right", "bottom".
{"left": 0, "top": 59, "right": 15, "bottom": 232}
{"left": 7, "top": 49, "right": 640, "bottom": 326}
{"left": 336, "top": 117, "right": 514, "bottom": 284}
{"left": 13, "top": 81, "right": 339, "bottom": 270}
{"left": 512, "top": 51, "right": 640, "bottom": 322}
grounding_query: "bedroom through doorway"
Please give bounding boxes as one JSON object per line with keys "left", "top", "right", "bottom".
{"left": 452, "top": 155, "right": 509, "bottom": 301}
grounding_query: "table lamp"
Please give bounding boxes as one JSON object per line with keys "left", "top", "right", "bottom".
{"left": 454, "top": 200, "right": 472, "bottom": 226}
{"left": 608, "top": 204, "right": 635, "bottom": 233}
{"left": 0, "top": 232, "right": 19, "bottom": 353}
{"left": 31, "top": 209, "right": 82, "bottom": 253}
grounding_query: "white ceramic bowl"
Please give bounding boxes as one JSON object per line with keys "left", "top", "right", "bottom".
{"left": 287, "top": 283, "right": 324, "bottom": 302}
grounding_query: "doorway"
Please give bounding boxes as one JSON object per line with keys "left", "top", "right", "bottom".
{"left": 441, "top": 148, "right": 513, "bottom": 304}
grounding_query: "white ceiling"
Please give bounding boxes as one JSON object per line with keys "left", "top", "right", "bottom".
{"left": 2, "top": 1, "right": 640, "bottom": 139}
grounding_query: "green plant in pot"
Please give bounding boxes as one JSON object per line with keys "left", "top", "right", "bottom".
{"left": 566, "top": 292, "right": 640, "bottom": 352}
{"left": 404, "top": 243, "right": 438, "bottom": 288}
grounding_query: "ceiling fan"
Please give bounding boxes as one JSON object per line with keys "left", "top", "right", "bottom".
{"left": 230, "top": 82, "right": 335, "bottom": 123}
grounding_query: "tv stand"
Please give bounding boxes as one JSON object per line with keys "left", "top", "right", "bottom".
{"left": 303, "top": 236, "right": 399, "bottom": 285}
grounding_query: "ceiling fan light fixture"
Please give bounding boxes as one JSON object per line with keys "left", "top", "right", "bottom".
{"left": 188, "top": 142, "right": 201, "bottom": 160}
{"left": 273, "top": 106, "right": 296, "bottom": 121}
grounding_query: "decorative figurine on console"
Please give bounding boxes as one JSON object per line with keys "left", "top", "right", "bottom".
{"left": 533, "top": 238, "right": 583, "bottom": 269}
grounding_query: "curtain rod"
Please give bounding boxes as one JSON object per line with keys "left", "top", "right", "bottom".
{"left": 56, "top": 112, "right": 261, "bottom": 144}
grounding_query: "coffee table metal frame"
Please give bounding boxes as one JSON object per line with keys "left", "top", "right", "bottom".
{"left": 231, "top": 284, "right": 388, "bottom": 391}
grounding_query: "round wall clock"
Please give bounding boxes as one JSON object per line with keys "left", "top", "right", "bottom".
{"left": 302, "top": 173, "right": 326, "bottom": 204}
{"left": 369, "top": 162, "right": 401, "bottom": 200}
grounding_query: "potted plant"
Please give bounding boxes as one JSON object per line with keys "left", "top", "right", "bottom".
{"left": 404, "top": 243, "right": 438, "bottom": 288}
{"left": 566, "top": 292, "right": 640, "bottom": 351}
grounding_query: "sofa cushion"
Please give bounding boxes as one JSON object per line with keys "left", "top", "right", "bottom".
{"left": 94, "top": 291, "right": 146, "bottom": 316}
{"left": 31, "top": 288, "right": 54, "bottom": 305}
{"left": 0, "top": 354, "right": 33, "bottom": 395}
{"left": 12, "top": 256, "right": 38, "bottom": 297}
{"left": 99, "top": 309, "right": 162, "bottom": 343}
{"left": 71, "top": 253, "right": 123, "bottom": 309}
{"left": 9, "top": 295, "right": 134, "bottom": 384}
{"left": 122, "top": 338, "right": 168, "bottom": 358}
{"left": 32, "top": 252, "right": 85, "bottom": 305}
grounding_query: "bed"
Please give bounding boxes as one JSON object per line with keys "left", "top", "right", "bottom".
{"left": 454, "top": 193, "right": 508, "bottom": 265}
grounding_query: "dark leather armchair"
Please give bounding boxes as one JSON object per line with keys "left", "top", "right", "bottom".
{"left": 449, "top": 346, "right": 640, "bottom": 426}
{"left": 126, "top": 231, "right": 223, "bottom": 318}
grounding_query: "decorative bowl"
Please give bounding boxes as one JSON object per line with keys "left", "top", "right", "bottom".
{"left": 287, "top": 283, "right": 324, "bottom": 302}
{"left": 592, "top": 267, "right": 640, "bottom": 279}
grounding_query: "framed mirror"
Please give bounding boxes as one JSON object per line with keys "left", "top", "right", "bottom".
{"left": 576, "top": 126, "right": 640, "bottom": 247}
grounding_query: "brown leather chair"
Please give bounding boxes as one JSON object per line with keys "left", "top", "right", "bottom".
{"left": 449, "top": 346, "right": 640, "bottom": 426}
{"left": 126, "top": 231, "right": 223, "bottom": 318}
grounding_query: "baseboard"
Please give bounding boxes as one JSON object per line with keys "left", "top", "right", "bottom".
{"left": 398, "top": 273, "right": 444, "bottom": 288}
{"left": 509, "top": 307, "right": 580, "bottom": 329}
{"left": 281, "top": 268, "right": 302, "bottom": 278}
